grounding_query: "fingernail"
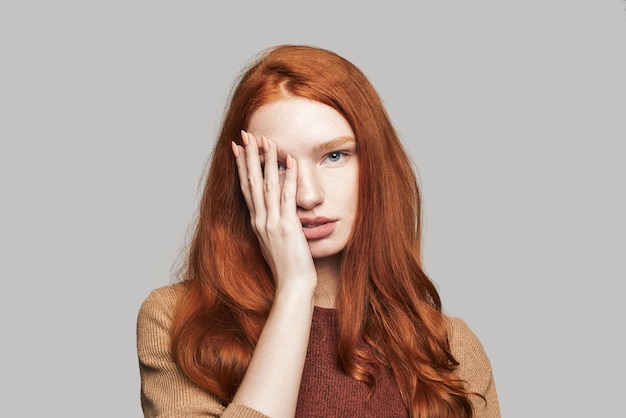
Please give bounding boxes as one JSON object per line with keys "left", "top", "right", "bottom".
{"left": 286, "top": 154, "right": 293, "bottom": 169}
{"left": 241, "top": 130, "right": 249, "bottom": 146}
{"left": 231, "top": 141, "right": 239, "bottom": 157}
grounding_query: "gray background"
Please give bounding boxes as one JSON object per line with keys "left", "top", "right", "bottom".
{"left": 1, "top": 1, "right": 625, "bottom": 417}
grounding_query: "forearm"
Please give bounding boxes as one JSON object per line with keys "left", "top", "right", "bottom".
{"left": 232, "top": 287, "right": 315, "bottom": 418}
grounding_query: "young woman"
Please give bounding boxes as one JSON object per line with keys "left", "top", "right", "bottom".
{"left": 137, "top": 45, "right": 500, "bottom": 418}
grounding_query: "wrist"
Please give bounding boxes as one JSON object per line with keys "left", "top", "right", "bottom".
{"left": 273, "top": 281, "right": 316, "bottom": 309}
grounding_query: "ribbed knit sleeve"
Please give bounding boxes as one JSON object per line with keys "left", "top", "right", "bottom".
{"left": 446, "top": 317, "right": 501, "bottom": 418}
{"left": 136, "top": 284, "right": 269, "bottom": 418}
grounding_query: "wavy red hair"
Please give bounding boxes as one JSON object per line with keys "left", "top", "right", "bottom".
{"left": 170, "top": 45, "right": 477, "bottom": 417}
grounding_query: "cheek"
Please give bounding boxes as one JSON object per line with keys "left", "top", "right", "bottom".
{"left": 347, "top": 171, "right": 359, "bottom": 207}
{"left": 337, "top": 180, "right": 359, "bottom": 211}
{"left": 322, "top": 166, "right": 359, "bottom": 208}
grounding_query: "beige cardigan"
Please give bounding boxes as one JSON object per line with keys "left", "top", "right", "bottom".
{"left": 137, "top": 283, "right": 501, "bottom": 417}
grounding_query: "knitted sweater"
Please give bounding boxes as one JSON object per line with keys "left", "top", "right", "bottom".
{"left": 137, "top": 283, "right": 500, "bottom": 417}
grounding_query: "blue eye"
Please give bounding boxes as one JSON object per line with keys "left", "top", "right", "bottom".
{"left": 327, "top": 152, "right": 344, "bottom": 163}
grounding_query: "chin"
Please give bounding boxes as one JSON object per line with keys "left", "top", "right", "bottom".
{"left": 308, "top": 242, "right": 347, "bottom": 261}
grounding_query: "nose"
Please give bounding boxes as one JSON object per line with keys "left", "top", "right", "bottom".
{"left": 295, "top": 165, "right": 324, "bottom": 210}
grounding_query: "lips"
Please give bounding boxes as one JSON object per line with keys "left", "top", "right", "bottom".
{"left": 300, "top": 217, "right": 336, "bottom": 240}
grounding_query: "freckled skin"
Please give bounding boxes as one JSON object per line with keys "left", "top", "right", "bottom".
{"left": 247, "top": 97, "right": 359, "bottom": 262}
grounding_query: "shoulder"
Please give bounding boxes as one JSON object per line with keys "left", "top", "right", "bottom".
{"left": 445, "top": 316, "right": 485, "bottom": 357}
{"left": 138, "top": 282, "right": 187, "bottom": 319}
{"left": 136, "top": 282, "right": 188, "bottom": 380}
{"left": 136, "top": 282, "right": 188, "bottom": 338}
{"left": 444, "top": 316, "right": 491, "bottom": 374}
{"left": 141, "top": 281, "right": 188, "bottom": 307}
{"left": 444, "top": 316, "right": 501, "bottom": 417}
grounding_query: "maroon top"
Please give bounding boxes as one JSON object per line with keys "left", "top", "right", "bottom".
{"left": 295, "top": 307, "right": 409, "bottom": 417}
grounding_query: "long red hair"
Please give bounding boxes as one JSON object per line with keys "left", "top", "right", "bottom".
{"left": 171, "top": 45, "right": 476, "bottom": 417}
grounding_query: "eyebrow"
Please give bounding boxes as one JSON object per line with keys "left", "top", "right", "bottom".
{"left": 312, "top": 136, "right": 356, "bottom": 153}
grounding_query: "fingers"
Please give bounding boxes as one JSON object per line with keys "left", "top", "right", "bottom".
{"left": 232, "top": 131, "right": 292, "bottom": 231}
{"left": 232, "top": 132, "right": 313, "bottom": 283}
{"left": 232, "top": 133, "right": 255, "bottom": 221}
{"left": 243, "top": 132, "right": 267, "bottom": 226}
{"left": 281, "top": 154, "right": 297, "bottom": 220}
{"left": 262, "top": 136, "right": 281, "bottom": 222}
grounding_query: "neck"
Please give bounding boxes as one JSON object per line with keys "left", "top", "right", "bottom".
{"left": 313, "top": 254, "right": 341, "bottom": 308}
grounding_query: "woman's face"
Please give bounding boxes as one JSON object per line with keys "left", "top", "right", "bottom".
{"left": 246, "top": 96, "right": 359, "bottom": 261}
